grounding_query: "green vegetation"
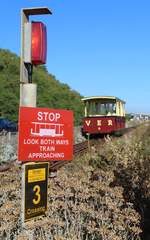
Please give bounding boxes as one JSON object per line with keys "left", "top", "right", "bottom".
{"left": 2, "top": 124, "right": 150, "bottom": 239}
{"left": 0, "top": 49, "right": 84, "bottom": 125}
{"left": 0, "top": 122, "right": 150, "bottom": 239}
{"left": 125, "top": 113, "right": 133, "bottom": 120}
{"left": 88, "top": 124, "right": 150, "bottom": 239}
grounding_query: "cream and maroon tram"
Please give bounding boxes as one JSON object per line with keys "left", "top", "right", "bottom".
{"left": 81, "top": 96, "right": 126, "bottom": 136}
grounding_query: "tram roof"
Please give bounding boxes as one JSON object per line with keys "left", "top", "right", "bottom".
{"left": 82, "top": 96, "right": 126, "bottom": 104}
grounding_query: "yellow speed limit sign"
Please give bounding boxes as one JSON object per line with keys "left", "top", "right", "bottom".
{"left": 22, "top": 162, "right": 49, "bottom": 222}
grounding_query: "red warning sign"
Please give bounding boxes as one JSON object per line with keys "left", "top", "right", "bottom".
{"left": 18, "top": 107, "right": 73, "bottom": 162}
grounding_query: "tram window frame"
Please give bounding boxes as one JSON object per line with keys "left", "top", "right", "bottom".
{"left": 85, "top": 99, "right": 117, "bottom": 116}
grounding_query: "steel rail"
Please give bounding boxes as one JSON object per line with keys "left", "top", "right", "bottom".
{"left": 0, "top": 125, "right": 140, "bottom": 173}
{"left": 0, "top": 141, "right": 89, "bottom": 173}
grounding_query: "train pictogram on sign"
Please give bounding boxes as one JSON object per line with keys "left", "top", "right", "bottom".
{"left": 31, "top": 122, "right": 64, "bottom": 137}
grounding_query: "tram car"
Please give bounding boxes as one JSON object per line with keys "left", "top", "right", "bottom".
{"left": 81, "top": 96, "right": 126, "bottom": 136}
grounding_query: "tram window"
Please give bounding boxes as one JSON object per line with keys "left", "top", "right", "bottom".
{"left": 87, "top": 101, "right": 99, "bottom": 115}
{"left": 86, "top": 100, "right": 116, "bottom": 116}
{"left": 95, "top": 102, "right": 99, "bottom": 114}
{"left": 99, "top": 102, "right": 116, "bottom": 115}
{"left": 87, "top": 102, "right": 93, "bottom": 115}
{"left": 106, "top": 103, "right": 110, "bottom": 113}
{"left": 100, "top": 104, "right": 107, "bottom": 114}
{"left": 85, "top": 102, "right": 89, "bottom": 116}
{"left": 112, "top": 104, "right": 116, "bottom": 113}
{"left": 107, "top": 103, "right": 116, "bottom": 114}
{"left": 93, "top": 102, "right": 97, "bottom": 114}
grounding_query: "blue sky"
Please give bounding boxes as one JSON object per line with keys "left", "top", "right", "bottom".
{"left": 0, "top": 1, "right": 150, "bottom": 113}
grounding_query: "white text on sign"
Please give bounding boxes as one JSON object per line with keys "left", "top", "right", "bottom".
{"left": 37, "top": 112, "right": 61, "bottom": 122}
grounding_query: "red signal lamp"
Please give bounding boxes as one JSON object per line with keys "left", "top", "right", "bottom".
{"left": 24, "top": 21, "right": 47, "bottom": 65}
{"left": 31, "top": 22, "right": 47, "bottom": 65}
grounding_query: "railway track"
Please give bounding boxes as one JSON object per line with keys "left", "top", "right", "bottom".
{"left": 44, "top": 141, "right": 89, "bottom": 171}
{"left": 0, "top": 125, "right": 139, "bottom": 173}
{"left": 0, "top": 160, "right": 16, "bottom": 172}
{"left": 0, "top": 141, "right": 89, "bottom": 173}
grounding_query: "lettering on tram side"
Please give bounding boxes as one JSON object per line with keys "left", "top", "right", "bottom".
{"left": 108, "top": 119, "right": 113, "bottom": 126}
{"left": 97, "top": 120, "right": 102, "bottom": 126}
{"left": 85, "top": 120, "right": 91, "bottom": 126}
{"left": 18, "top": 107, "right": 73, "bottom": 162}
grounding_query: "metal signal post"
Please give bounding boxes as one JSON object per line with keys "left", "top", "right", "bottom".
{"left": 20, "top": 7, "right": 52, "bottom": 224}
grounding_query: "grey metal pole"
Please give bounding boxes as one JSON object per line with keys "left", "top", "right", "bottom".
{"left": 19, "top": 7, "right": 52, "bottom": 225}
